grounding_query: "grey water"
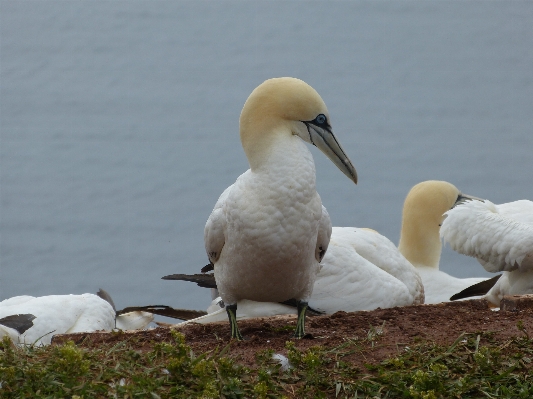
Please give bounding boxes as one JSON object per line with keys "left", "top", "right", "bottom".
{"left": 1, "top": 1, "right": 532, "bottom": 315}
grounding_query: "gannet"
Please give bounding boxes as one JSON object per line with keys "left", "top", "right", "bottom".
{"left": 0, "top": 291, "right": 154, "bottom": 345}
{"left": 397, "top": 180, "right": 489, "bottom": 304}
{"left": 165, "top": 223, "right": 424, "bottom": 324}
{"left": 441, "top": 198, "right": 533, "bottom": 305}
{"left": 173, "top": 180, "right": 487, "bottom": 318}
{"left": 313, "top": 226, "right": 424, "bottom": 311}
{"left": 204, "top": 77, "right": 357, "bottom": 340}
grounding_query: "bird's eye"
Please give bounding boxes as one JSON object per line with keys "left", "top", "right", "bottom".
{"left": 315, "top": 114, "right": 327, "bottom": 125}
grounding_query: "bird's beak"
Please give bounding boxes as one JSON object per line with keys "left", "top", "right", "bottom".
{"left": 305, "top": 123, "right": 358, "bottom": 184}
{"left": 454, "top": 192, "right": 485, "bottom": 207}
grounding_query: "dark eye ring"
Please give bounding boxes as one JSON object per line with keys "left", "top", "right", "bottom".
{"left": 315, "top": 114, "right": 326, "bottom": 125}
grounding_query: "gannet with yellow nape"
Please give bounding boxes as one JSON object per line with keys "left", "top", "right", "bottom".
{"left": 397, "top": 180, "right": 489, "bottom": 304}
{"left": 205, "top": 77, "right": 357, "bottom": 340}
{"left": 171, "top": 180, "right": 488, "bottom": 319}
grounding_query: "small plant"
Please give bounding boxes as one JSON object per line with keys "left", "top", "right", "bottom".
{"left": 517, "top": 320, "right": 530, "bottom": 339}
{"left": 2, "top": 330, "right": 533, "bottom": 398}
{"left": 366, "top": 321, "right": 385, "bottom": 347}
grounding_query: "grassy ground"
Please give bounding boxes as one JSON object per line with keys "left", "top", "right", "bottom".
{"left": 1, "top": 327, "right": 533, "bottom": 398}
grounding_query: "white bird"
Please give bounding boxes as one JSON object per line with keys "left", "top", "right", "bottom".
{"left": 174, "top": 180, "right": 485, "bottom": 321}
{"left": 397, "top": 180, "right": 490, "bottom": 304}
{"left": 313, "top": 226, "right": 424, "bottom": 311}
{"left": 441, "top": 198, "right": 533, "bottom": 305}
{"left": 168, "top": 224, "right": 423, "bottom": 326}
{"left": 0, "top": 294, "right": 115, "bottom": 345}
{"left": 0, "top": 291, "right": 154, "bottom": 345}
{"left": 204, "top": 77, "right": 357, "bottom": 339}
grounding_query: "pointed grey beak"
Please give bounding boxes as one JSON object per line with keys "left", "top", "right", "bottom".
{"left": 454, "top": 192, "right": 485, "bottom": 207}
{"left": 304, "top": 123, "right": 358, "bottom": 184}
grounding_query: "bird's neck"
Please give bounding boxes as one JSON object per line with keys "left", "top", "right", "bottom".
{"left": 398, "top": 217, "right": 442, "bottom": 269}
{"left": 242, "top": 127, "right": 317, "bottom": 189}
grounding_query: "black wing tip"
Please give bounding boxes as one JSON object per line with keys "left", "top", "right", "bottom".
{"left": 116, "top": 305, "right": 207, "bottom": 321}
{"left": 161, "top": 273, "right": 217, "bottom": 289}
{"left": 201, "top": 263, "right": 214, "bottom": 273}
{"left": 449, "top": 292, "right": 467, "bottom": 301}
{"left": 0, "top": 314, "right": 36, "bottom": 334}
{"left": 96, "top": 288, "right": 116, "bottom": 312}
{"left": 450, "top": 274, "right": 502, "bottom": 301}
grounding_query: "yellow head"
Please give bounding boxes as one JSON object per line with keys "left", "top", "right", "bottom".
{"left": 239, "top": 77, "right": 357, "bottom": 184}
{"left": 398, "top": 180, "right": 461, "bottom": 268}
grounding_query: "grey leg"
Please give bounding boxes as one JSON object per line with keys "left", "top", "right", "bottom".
{"left": 225, "top": 304, "right": 243, "bottom": 340}
{"left": 293, "top": 301, "right": 308, "bottom": 339}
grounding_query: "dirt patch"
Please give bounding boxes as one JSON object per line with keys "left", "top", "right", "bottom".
{"left": 52, "top": 298, "right": 533, "bottom": 370}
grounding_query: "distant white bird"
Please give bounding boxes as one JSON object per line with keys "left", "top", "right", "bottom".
{"left": 0, "top": 290, "right": 154, "bottom": 345}
{"left": 203, "top": 77, "right": 357, "bottom": 339}
{"left": 441, "top": 198, "right": 533, "bottom": 305}
{"left": 397, "top": 180, "right": 490, "bottom": 304}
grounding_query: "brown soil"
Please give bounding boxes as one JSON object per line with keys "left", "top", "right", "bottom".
{"left": 52, "top": 297, "right": 533, "bottom": 370}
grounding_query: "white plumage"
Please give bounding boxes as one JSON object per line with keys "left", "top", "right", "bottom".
{"left": 208, "top": 135, "right": 332, "bottom": 306}
{"left": 0, "top": 294, "right": 114, "bottom": 345}
{"left": 177, "top": 226, "right": 423, "bottom": 327}
{"left": 178, "top": 298, "right": 295, "bottom": 325}
{"left": 412, "top": 267, "right": 487, "bottom": 305}
{"left": 0, "top": 293, "right": 154, "bottom": 345}
{"left": 312, "top": 227, "right": 424, "bottom": 312}
{"left": 441, "top": 198, "right": 533, "bottom": 305}
{"left": 180, "top": 180, "right": 490, "bottom": 325}
{"left": 115, "top": 310, "right": 154, "bottom": 331}
{"left": 204, "top": 77, "right": 357, "bottom": 339}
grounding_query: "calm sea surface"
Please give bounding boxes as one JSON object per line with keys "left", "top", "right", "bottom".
{"left": 1, "top": 1, "right": 532, "bottom": 314}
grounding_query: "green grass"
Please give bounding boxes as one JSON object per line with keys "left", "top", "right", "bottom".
{"left": 1, "top": 329, "right": 533, "bottom": 398}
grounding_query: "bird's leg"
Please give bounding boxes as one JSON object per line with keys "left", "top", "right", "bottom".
{"left": 293, "top": 300, "right": 308, "bottom": 339}
{"left": 225, "top": 304, "right": 243, "bottom": 341}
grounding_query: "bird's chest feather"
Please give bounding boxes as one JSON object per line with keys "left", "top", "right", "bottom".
{"left": 225, "top": 155, "right": 321, "bottom": 260}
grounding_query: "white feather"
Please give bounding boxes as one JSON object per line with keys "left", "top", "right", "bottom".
{"left": 441, "top": 200, "right": 533, "bottom": 272}
{"left": 0, "top": 294, "right": 115, "bottom": 345}
{"left": 312, "top": 227, "right": 423, "bottom": 312}
{"left": 441, "top": 199, "right": 533, "bottom": 305}
{"left": 182, "top": 226, "right": 423, "bottom": 326}
{"left": 0, "top": 293, "right": 154, "bottom": 345}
